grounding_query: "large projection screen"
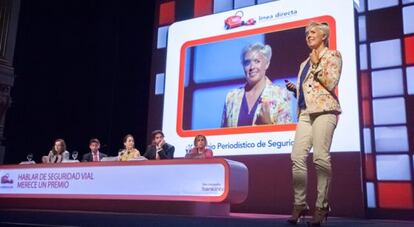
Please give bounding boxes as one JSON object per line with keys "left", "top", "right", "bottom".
{"left": 163, "top": 0, "right": 360, "bottom": 157}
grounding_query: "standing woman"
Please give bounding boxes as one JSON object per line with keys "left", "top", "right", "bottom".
{"left": 285, "top": 22, "right": 342, "bottom": 225}
{"left": 185, "top": 135, "right": 213, "bottom": 159}
{"left": 42, "top": 139, "right": 70, "bottom": 163}
{"left": 118, "top": 134, "right": 141, "bottom": 161}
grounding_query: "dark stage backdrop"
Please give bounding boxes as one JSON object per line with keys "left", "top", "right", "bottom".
{"left": 4, "top": 0, "right": 155, "bottom": 163}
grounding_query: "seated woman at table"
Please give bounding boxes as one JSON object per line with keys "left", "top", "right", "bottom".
{"left": 118, "top": 134, "right": 141, "bottom": 161}
{"left": 185, "top": 135, "right": 213, "bottom": 159}
{"left": 42, "top": 139, "right": 70, "bottom": 163}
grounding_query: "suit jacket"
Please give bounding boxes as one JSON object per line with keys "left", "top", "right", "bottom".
{"left": 296, "top": 48, "right": 342, "bottom": 116}
{"left": 144, "top": 143, "right": 175, "bottom": 160}
{"left": 221, "top": 77, "right": 292, "bottom": 127}
{"left": 81, "top": 151, "right": 108, "bottom": 162}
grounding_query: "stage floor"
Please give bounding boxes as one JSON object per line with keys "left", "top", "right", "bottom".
{"left": 1, "top": 209, "right": 413, "bottom": 226}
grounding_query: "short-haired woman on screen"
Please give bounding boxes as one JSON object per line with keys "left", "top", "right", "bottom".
{"left": 185, "top": 135, "right": 213, "bottom": 159}
{"left": 118, "top": 134, "right": 141, "bottom": 161}
{"left": 42, "top": 139, "right": 69, "bottom": 163}
{"left": 221, "top": 42, "right": 292, "bottom": 127}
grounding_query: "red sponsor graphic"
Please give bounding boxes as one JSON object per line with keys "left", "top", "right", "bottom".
{"left": 1, "top": 173, "right": 13, "bottom": 184}
{"left": 224, "top": 11, "right": 256, "bottom": 30}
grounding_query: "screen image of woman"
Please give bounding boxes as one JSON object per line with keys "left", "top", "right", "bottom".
{"left": 221, "top": 42, "right": 292, "bottom": 127}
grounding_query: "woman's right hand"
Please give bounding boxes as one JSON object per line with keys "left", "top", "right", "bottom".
{"left": 285, "top": 80, "right": 296, "bottom": 93}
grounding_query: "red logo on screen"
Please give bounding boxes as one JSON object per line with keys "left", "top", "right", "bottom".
{"left": 224, "top": 11, "right": 256, "bottom": 30}
{"left": 1, "top": 173, "right": 13, "bottom": 184}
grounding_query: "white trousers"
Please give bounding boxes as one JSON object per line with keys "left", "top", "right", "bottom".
{"left": 291, "top": 112, "right": 338, "bottom": 208}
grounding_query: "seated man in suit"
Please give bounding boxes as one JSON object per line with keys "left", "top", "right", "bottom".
{"left": 81, "top": 138, "right": 108, "bottom": 162}
{"left": 144, "top": 130, "right": 175, "bottom": 160}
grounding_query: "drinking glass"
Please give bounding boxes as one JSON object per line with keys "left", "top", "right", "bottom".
{"left": 72, "top": 151, "right": 78, "bottom": 160}
{"left": 26, "top": 153, "right": 34, "bottom": 162}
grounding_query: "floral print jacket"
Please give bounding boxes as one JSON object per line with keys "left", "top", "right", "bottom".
{"left": 296, "top": 48, "right": 342, "bottom": 116}
{"left": 221, "top": 77, "right": 292, "bottom": 127}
